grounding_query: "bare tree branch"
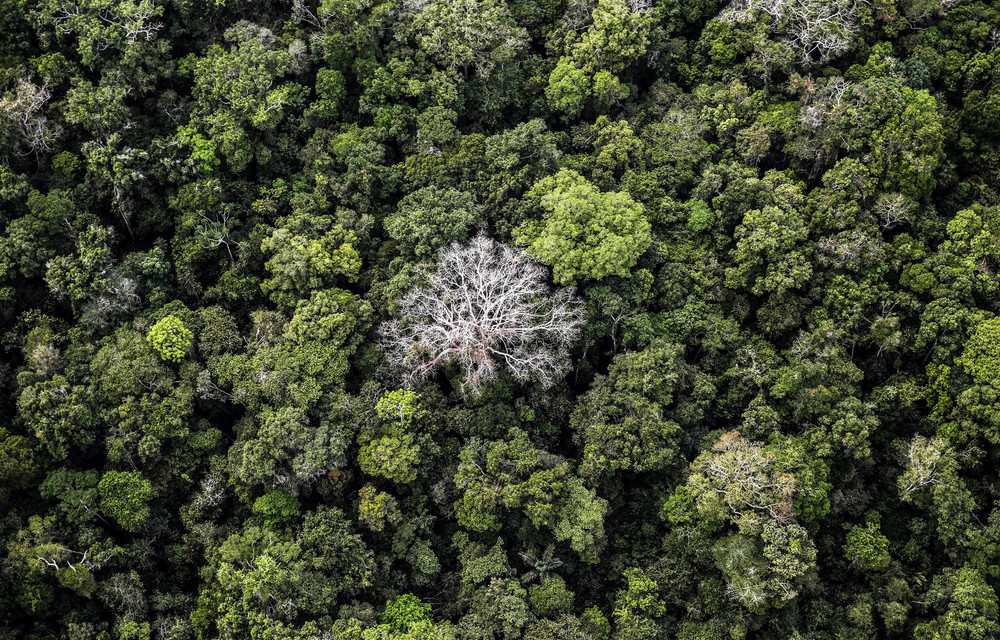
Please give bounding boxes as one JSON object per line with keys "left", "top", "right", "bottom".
{"left": 380, "top": 235, "right": 583, "bottom": 396}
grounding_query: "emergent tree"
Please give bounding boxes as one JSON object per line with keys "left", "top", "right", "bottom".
{"left": 381, "top": 235, "right": 583, "bottom": 395}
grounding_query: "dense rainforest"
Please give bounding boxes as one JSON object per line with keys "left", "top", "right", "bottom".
{"left": 2, "top": 0, "right": 1000, "bottom": 638}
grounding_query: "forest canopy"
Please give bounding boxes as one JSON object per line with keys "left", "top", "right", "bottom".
{"left": 2, "top": 0, "right": 1000, "bottom": 639}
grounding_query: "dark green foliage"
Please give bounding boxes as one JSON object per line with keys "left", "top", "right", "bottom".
{"left": 1, "top": 1, "right": 999, "bottom": 638}
{"left": 384, "top": 186, "right": 482, "bottom": 258}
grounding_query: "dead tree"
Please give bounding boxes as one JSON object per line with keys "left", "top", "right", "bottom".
{"left": 1, "top": 78, "right": 59, "bottom": 156}
{"left": 381, "top": 235, "right": 583, "bottom": 395}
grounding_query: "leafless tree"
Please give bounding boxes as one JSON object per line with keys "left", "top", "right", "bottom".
{"left": 80, "top": 270, "right": 141, "bottom": 330}
{"left": 899, "top": 435, "right": 948, "bottom": 495}
{"left": 817, "top": 230, "right": 885, "bottom": 269}
{"left": 52, "top": 1, "right": 164, "bottom": 49}
{"left": 197, "top": 370, "right": 235, "bottom": 402}
{"left": 29, "top": 344, "right": 61, "bottom": 377}
{"left": 1, "top": 78, "right": 59, "bottom": 156}
{"left": 381, "top": 235, "right": 583, "bottom": 396}
{"left": 873, "top": 193, "right": 914, "bottom": 230}
{"left": 783, "top": 0, "right": 860, "bottom": 65}
{"left": 563, "top": 0, "right": 597, "bottom": 31}
{"left": 99, "top": 571, "right": 148, "bottom": 621}
{"left": 720, "top": 0, "right": 861, "bottom": 66}
{"left": 799, "top": 77, "right": 851, "bottom": 129}
{"left": 699, "top": 430, "right": 798, "bottom": 526}
{"left": 288, "top": 39, "right": 309, "bottom": 73}
{"left": 197, "top": 209, "right": 238, "bottom": 261}
{"left": 99, "top": 4, "right": 164, "bottom": 47}
{"left": 627, "top": 0, "right": 654, "bottom": 14}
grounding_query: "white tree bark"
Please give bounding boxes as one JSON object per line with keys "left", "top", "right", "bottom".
{"left": 381, "top": 235, "right": 583, "bottom": 395}
{"left": 1, "top": 78, "right": 59, "bottom": 156}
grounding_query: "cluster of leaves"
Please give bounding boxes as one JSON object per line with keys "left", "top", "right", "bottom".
{"left": 3, "top": 0, "right": 1000, "bottom": 639}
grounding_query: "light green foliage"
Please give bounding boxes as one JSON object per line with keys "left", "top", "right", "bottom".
{"left": 454, "top": 429, "right": 608, "bottom": 561}
{"left": 519, "top": 468, "right": 608, "bottom": 562}
{"left": 197, "top": 507, "right": 374, "bottom": 637}
{"left": 456, "top": 534, "right": 514, "bottom": 586}
{"left": 546, "top": 58, "right": 590, "bottom": 117}
{"left": 726, "top": 204, "right": 812, "bottom": 296}
{"left": 591, "top": 117, "right": 641, "bottom": 176}
{"left": 198, "top": 306, "right": 241, "bottom": 356}
{"left": 572, "top": 0, "right": 652, "bottom": 74}
{"left": 787, "top": 77, "right": 943, "bottom": 198}
{"left": 524, "top": 616, "right": 602, "bottom": 640}
{"left": 860, "top": 79, "right": 943, "bottom": 198}
{"left": 284, "top": 288, "right": 369, "bottom": 348}
{"left": 210, "top": 289, "right": 370, "bottom": 412}
{"left": 261, "top": 221, "right": 362, "bottom": 308}
{"left": 229, "top": 406, "right": 349, "bottom": 491}
{"left": 190, "top": 22, "right": 295, "bottom": 169}
{"left": 582, "top": 607, "right": 611, "bottom": 640}
{"left": 898, "top": 436, "right": 974, "bottom": 544}
{"left": 915, "top": 567, "right": 1000, "bottom": 640}
{"left": 674, "top": 430, "right": 825, "bottom": 611}
{"left": 713, "top": 522, "right": 817, "bottom": 613}
{"left": 810, "top": 397, "right": 877, "bottom": 459}
{"left": 358, "top": 429, "right": 421, "bottom": 483}
{"left": 454, "top": 430, "right": 541, "bottom": 533}
{"left": 252, "top": 489, "right": 301, "bottom": 526}
{"left": 612, "top": 568, "right": 665, "bottom": 640}
{"left": 309, "top": 0, "right": 396, "bottom": 67}
{"left": 146, "top": 315, "right": 193, "bottom": 363}
{"left": 522, "top": 169, "right": 651, "bottom": 284}
{"left": 18, "top": 376, "right": 97, "bottom": 460}
{"left": 959, "top": 318, "right": 1000, "bottom": 385}
{"left": 459, "top": 577, "right": 533, "bottom": 639}
{"left": 358, "top": 484, "right": 402, "bottom": 532}
{"left": 943, "top": 206, "right": 1000, "bottom": 297}
{"left": 375, "top": 390, "right": 428, "bottom": 428}
{"left": 309, "top": 68, "right": 346, "bottom": 122}
{"left": 381, "top": 594, "right": 432, "bottom": 633}
{"left": 683, "top": 430, "right": 830, "bottom": 533}
{"left": 686, "top": 198, "right": 714, "bottom": 235}
{"left": 175, "top": 125, "right": 220, "bottom": 175}
{"left": 98, "top": 470, "right": 152, "bottom": 532}
{"left": 331, "top": 617, "right": 457, "bottom": 640}
{"left": 44, "top": 224, "right": 117, "bottom": 305}
{"left": 844, "top": 521, "right": 891, "bottom": 572}
{"left": 358, "top": 388, "right": 428, "bottom": 484}
{"left": 64, "top": 78, "right": 130, "bottom": 137}
{"left": 591, "top": 71, "right": 629, "bottom": 111}
{"left": 573, "top": 341, "right": 687, "bottom": 478}
{"left": 529, "top": 576, "right": 574, "bottom": 618}
{"left": 36, "top": 0, "right": 168, "bottom": 84}
{"left": 89, "top": 324, "right": 198, "bottom": 464}
{"left": 416, "top": 106, "right": 460, "bottom": 153}
{"left": 769, "top": 323, "right": 865, "bottom": 423}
